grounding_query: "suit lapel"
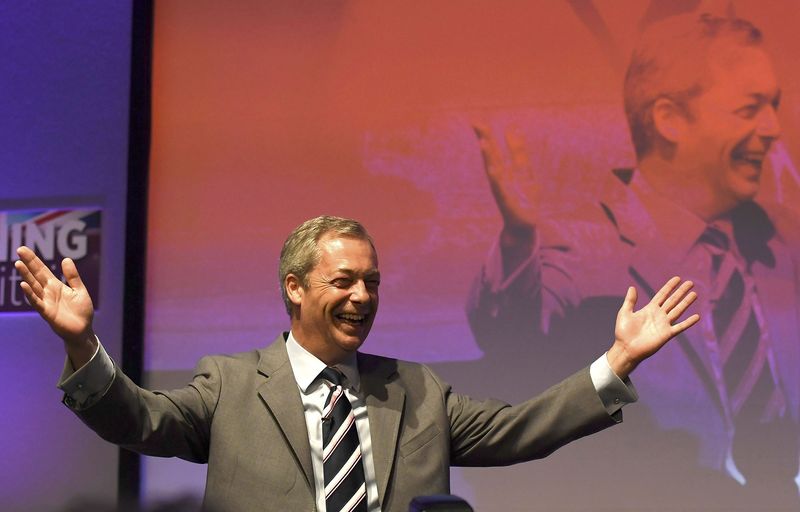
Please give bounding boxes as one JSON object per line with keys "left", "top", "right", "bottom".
{"left": 604, "top": 174, "right": 723, "bottom": 413}
{"left": 358, "top": 353, "right": 406, "bottom": 508}
{"left": 752, "top": 240, "right": 800, "bottom": 416}
{"left": 256, "top": 334, "right": 314, "bottom": 491}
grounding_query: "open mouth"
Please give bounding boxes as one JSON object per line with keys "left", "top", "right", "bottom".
{"left": 735, "top": 156, "right": 764, "bottom": 169}
{"left": 336, "top": 312, "right": 367, "bottom": 326}
{"left": 731, "top": 144, "right": 765, "bottom": 171}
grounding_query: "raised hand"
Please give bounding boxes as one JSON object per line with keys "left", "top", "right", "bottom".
{"left": 606, "top": 277, "right": 700, "bottom": 379}
{"left": 473, "top": 123, "right": 540, "bottom": 246}
{"left": 15, "top": 246, "right": 96, "bottom": 367}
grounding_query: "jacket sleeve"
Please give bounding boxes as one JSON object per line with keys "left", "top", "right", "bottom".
{"left": 73, "top": 355, "right": 222, "bottom": 463}
{"left": 436, "top": 365, "right": 617, "bottom": 467}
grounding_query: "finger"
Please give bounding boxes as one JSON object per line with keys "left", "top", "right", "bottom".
{"left": 662, "top": 279, "right": 694, "bottom": 312}
{"left": 14, "top": 259, "right": 45, "bottom": 299}
{"left": 19, "top": 281, "right": 46, "bottom": 313}
{"left": 61, "top": 258, "right": 86, "bottom": 292}
{"left": 652, "top": 276, "right": 681, "bottom": 306}
{"left": 621, "top": 286, "right": 637, "bottom": 314}
{"left": 667, "top": 290, "right": 698, "bottom": 322}
{"left": 16, "top": 246, "right": 56, "bottom": 288}
{"left": 505, "top": 129, "right": 532, "bottom": 176}
{"left": 473, "top": 123, "right": 505, "bottom": 178}
{"left": 474, "top": 123, "right": 523, "bottom": 224}
{"left": 472, "top": 121, "right": 490, "bottom": 139}
{"left": 671, "top": 313, "right": 701, "bottom": 335}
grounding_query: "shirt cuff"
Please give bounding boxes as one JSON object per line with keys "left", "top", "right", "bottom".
{"left": 58, "top": 337, "right": 115, "bottom": 410}
{"left": 590, "top": 352, "right": 638, "bottom": 417}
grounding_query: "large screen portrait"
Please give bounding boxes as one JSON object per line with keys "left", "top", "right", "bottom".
{"left": 144, "top": 1, "right": 800, "bottom": 510}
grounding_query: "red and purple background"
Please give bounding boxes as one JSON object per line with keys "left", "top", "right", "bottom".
{"left": 4, "top": 1, "right": 800, "bottom": 511}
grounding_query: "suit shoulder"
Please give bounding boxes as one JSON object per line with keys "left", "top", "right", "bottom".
{"left": 358, "top": 352, "right": 445, "bottom": 388}
{"left": 732, "top": 201, "right": 800, "bottom": 258}
{"left": 358, "top": 352, "right": 426, "bottom": 371}
{"left": 196, "top": 349, "right": 261, "bottom": 372}
{"left": 761, "top": 202, "right": 800, "bottom": 238}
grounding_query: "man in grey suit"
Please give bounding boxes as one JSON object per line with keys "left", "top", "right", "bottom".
{"left": 16, "top": 215, "right": 698, "bottom": 511}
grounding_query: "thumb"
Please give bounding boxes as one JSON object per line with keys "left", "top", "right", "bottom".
{"left": 61, "top": 258, "right": 86, "bottom": 291}
{"left": 472, "top": 121, "right": 490, "bottom": 139}
{"left": 622, "top": 286, "right": 637, "bottom": 314}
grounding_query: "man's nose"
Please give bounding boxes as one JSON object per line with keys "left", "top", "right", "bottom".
{"left": 349, "top": 280, "right": 368, "bottom": 302}
{"left": 757, "top": 105, "right": 782, "bottom": 140}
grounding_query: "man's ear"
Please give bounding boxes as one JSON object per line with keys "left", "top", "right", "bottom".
{"left": 285, "top": 274, "right": 304, "bottom": 307}
{"left": 652, "top": 97, "right": 688, "bottom": 144}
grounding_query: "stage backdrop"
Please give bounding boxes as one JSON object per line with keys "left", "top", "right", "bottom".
{"left": 1, "top": 2, "right": 132, "bottom": 511}
{"left": 144, "top": 1, "right": 800, "bottom": 510}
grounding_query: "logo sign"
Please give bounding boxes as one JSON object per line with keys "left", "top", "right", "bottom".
{"left": 1, "top": 208, "right": 101, "bottom": 313}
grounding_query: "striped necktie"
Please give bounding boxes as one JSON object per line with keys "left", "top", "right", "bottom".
{"left": 319, "top": 367, "right": 368, "bottom": 512}
{"left": 700, "top": 225, "right": 785, "bottom": 421}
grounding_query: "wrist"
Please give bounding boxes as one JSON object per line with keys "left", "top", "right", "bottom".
{"left": 63, "top": 330, "right": 98, "bottom": 370}
{"left": 606, "top": 342, "right": 636, "bottom": 380}
{"left": 499, "top": 224, "right": 535, "bottom": 253}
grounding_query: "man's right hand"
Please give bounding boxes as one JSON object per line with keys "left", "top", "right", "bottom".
{"left": 15, "top": 246, "right": 97, "bottom": 369}
{"left": 473, "top": 123, "right": 539, "bottom": 269}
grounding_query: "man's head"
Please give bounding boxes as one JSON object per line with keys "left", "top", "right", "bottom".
{"left": 624, "top": 14, "right": 781, "bottom": 215}
{"left": 280, "top": 216, "right": 379, "bottom": 364}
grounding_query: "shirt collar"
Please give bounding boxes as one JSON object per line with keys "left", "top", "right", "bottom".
{"left": 285, "top": 331, "right": 360, "bottom": 393}
{"left": 629, "top": 170, "right": 710, "bottom": 257}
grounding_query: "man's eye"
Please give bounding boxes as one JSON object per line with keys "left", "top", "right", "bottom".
{"left": 332, "top": 278, "right": 352, "bottom": 288}
{"left": 366, "top": 279, "right": 380, "bottom": 289}
{"left": 735, "top": 105, "right": 760, "bottom": 119}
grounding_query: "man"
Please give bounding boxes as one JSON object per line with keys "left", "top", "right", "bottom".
{"left": 16, "top": 215, "right": 698, "bottom": 511}
{"left": 469, "top": 13, "right": 800, "bottom": 506}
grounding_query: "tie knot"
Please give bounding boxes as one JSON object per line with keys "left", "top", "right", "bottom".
{"left": 699, "top": 224, "right": 731, "bottom": 253}
{"left": 319, "top": 367, "right": 345, "bottom": 387}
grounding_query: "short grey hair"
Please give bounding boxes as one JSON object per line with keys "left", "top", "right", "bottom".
{"left": 279, "top": 215, "right": 375, "bottom": 315}
{"left": 624, "top": 13, "right": 763, "bottom": 160}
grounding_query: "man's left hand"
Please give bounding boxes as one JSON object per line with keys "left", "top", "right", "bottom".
{"left": 607, "top": 276, "right": 700, "bottom": 379}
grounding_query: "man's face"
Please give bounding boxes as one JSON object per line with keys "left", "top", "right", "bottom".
{"left": 291, "top": 234, "right": 380, "bottom": 364}
{"left": 676, "top": 45, "right": 781, "bottom": 213}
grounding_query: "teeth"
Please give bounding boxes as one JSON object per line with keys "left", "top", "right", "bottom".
{"left": 733, "top": 156, "right": 763, "bottom": 166}
{"left": 338, "top": 313, "right": 364, "bottom": 322}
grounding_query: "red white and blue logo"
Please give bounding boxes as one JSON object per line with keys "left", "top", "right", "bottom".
{"left": 1, "top": 208, "right": 101, "bottom": 313}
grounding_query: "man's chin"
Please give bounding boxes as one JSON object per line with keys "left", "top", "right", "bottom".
{"left": 734, "top": 179, "right": 761, "bottom": 203}
{"left": 723, "top": 168, "right": 761, "bottom": 204}
{"left": 334, "top": 330, "right": 369, "bottom": 351}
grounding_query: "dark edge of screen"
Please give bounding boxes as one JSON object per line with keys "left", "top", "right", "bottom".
{"left": 119, "top": 0, "right": 154, "bottom": 509}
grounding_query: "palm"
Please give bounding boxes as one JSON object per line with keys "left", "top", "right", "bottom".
{"left": 14, "top": 246, "right": 94, "bottom": 343}
{"left": 615, "top": 298, "right": 673, "bottom": 362}
{"left": 40, "top": 277, "right": 94, "bottom": 340}
{"left": 473, "top": 123, "right": 539, "bottom": 233}
{"left": 608, "top": 277, "right": 700, "bottom": 379}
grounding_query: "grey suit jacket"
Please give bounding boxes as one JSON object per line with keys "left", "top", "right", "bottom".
{"left": 76, "top": 333, "right": 615, "bottom": 511}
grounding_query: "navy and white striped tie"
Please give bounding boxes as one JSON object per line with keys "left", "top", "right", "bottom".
{"left": 700, "top": 225, "right": 785, "bottom": 421}
{"left": 319, "top": 367, "right": 368, "bottom": 512}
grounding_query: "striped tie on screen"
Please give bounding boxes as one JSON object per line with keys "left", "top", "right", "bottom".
{"left": 319, "top": 367, "right": 368, "bottom": 512}
{"left": 701, "top": 225, "right": 785, "bottom": 421}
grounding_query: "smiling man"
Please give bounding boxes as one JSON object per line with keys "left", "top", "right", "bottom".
{"left": 282, "top": 227, "right": 381, "bottom": 365}
{"left": 624, "top": 15, "right": 782, "bottom": 221}
{"left": 16, "top": 215, "right": 699, "bottom": 512}
{"left": 469, "top": 13, "right": 800, "bottom": 508}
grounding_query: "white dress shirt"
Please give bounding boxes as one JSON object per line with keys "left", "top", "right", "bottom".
{"left": 285, "top": 332, "right": 381, "bottom": 512}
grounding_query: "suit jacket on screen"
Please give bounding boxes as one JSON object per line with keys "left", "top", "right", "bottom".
{"left": 467, "top": 168, "right": 800, "bottom": 480}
